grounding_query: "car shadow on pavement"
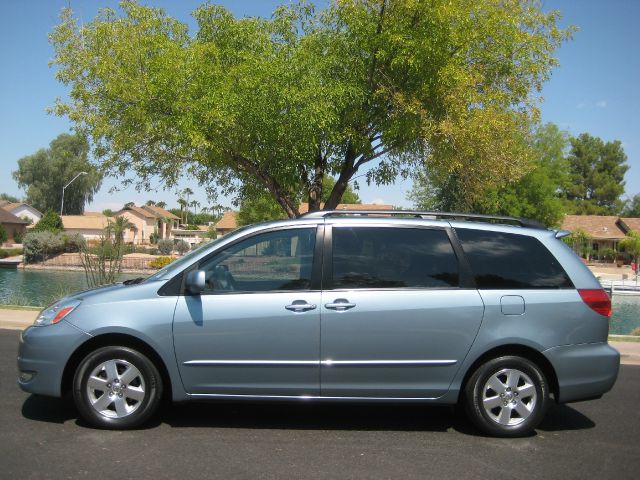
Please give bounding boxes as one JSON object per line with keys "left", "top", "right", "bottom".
{"left": 22, "top": 394, "right": 77, "bottom": 424}
{"left": 21, "top": 395, "right": 595, "bottom": 435}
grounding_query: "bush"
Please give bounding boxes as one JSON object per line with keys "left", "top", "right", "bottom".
{"left": 631, "top": 327, "right": 640, "bottom": 336}
{"left": 175, "top": 240, "right": 190, "bottom": 255}
{"left": 13, "top": 229, "right": 24, "bottom": 244}
{"left": 0, "top": 248, "right": 23, "bottom": 258}
{"left": 22, "top": 231, "right": 65, "bottom": 262}
{"left": 157, "top": 239, "right": 173, "bottom": 255}
{"left": 0, "top": 224, "right": 7, "bottom": 244}
{"left": 33, "top": 210, "right": 64, "bottom": 233}
{"left": 62, "top": 232, "right": 85, "bottom": 252}
{"left": 0, "top": 250, "right": 8, "bottom": 259}
{"left": 149, "top": 256, "right": 174, "bottom": 269}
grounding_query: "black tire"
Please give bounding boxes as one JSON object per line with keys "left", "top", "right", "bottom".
{"left": 463, "top": 355, "right": 549, "bottom": 437}
{"left": 73, "top": 346, "right": 163, "bottom": 429}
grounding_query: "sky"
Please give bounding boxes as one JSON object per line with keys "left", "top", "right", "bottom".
{"left": 0, "top": 0, "right": 638, "bottom": 213}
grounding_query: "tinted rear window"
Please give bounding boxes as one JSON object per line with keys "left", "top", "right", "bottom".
{"left": 456, "top": 229, "right": 573, "bottom": 289}
{"left": 332, "top": 227, "right": 459, "bottom": 289}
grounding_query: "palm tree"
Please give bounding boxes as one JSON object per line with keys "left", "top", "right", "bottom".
{"left": 182, "top": 188, "right": 194, "bottom": 224}
{"left": 177, "top": 198, "right": 187, "bottom": 224}
{"left": 107, "top": 216, "right": 137, "bottom": 243}
{"left": 190, "top": 200, "right": 201, "bottom": 223}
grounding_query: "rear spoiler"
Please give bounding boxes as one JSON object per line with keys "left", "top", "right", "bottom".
{"left": 554, "top": 230, "right": 571, "bottom": 239}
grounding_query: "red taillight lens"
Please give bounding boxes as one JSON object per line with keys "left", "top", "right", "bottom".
{"left": 578, "top": 289, "right": 611, "bottom": 317}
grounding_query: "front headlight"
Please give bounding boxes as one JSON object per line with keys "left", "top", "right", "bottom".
{"left": 34, "top": 299, "right": 82, "bottom": 327}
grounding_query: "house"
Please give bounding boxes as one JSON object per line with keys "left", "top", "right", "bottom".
{"left": 61, "top": 214, "right": 113, "bottom": 241}
{"left": 0, "top": 202, "right": 42, "bottom": 225}
{"left": 114, "top": 205, "right": 180, "bottom": 245}
{"left": 215, "top": 211, "right": 239, "bottom": 237}
{"left": 214, "top": 203, "right": 395, "bottom": 237}
{"left": 560, "top": 214, "right": 640, "bottom": 261}
{"left": 0, "top": 207, "right": 29, "bottom": 245}
{"left": 172, "top": 226, "right": 211, "bottom": 247}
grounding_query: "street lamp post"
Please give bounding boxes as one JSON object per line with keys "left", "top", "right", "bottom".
{"left": 60, "top": 171, "right": 88, "bottom": 215}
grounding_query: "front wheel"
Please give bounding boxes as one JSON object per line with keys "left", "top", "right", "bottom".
{"left": 73, "top": 346, "right": 163, "bottom": 429}
{"left": 463, "top": 355, "right": 549, "bottom": 437}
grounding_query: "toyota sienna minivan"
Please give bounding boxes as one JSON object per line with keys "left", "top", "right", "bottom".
{"left": 17, "top": 210, "right": 620, "bottom": 437}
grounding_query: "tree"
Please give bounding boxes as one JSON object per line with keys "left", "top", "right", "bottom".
{"left": 0, "top": 225, "right": 7, "bottom": 244}
{"left": 622, "top": 194, "right": 640, "bottom": 217}
{"left": 106, "top": 216, "right": 137, "bottom": 242}
{"left": 0, "top": 193, "right": 20, "bottom": 203}
{"left": 156, "top": 201, "right": 167, "bottom": 209}
{"left": 13, "top": 133, "right": 102, "bottom": 214}
{"left": 562, "top": 133, "right": 629, "bottom": 215}
{"left": 33, "top": 210, "right": 64, "bottom": 233}
{"left": 102, "top": 209, "right": 114, "bottom": 217}
{"left": 620, "top": 231, "right": 640, "bottom": 272}
{"left": 408, "top": 123, "right": 570, "bottom": 226}
{"left": 145, "top": 200, "right": 157, "bottom": 206}
{"left": 51, "top": 0, "right": 571, "bottom": 218}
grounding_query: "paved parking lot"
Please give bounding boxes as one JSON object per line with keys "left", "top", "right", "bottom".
{"left": 2, "top": 328, "right": 639, "bottom": 479}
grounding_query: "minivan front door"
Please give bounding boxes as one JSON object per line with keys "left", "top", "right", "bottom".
{"left": 173, "top": 227, "right": 321, "bottom": 397}
{"left": 320, "top": 225, "right": 484, "bottom": 399}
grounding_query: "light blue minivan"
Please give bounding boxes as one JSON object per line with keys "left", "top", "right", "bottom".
{"left": 17, "top": 210, "right": 620, "bottom": 436}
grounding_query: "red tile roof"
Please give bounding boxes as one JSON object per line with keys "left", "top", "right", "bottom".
{"left": 560, "top": 215, "right": 626, "bottom": 239}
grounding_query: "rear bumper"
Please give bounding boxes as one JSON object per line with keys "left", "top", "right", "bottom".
{"left": 543, "top": 342, "right": 620, "bottom": 403}
{"left": 17, "top": 320, "right": 91, "bottom": 397}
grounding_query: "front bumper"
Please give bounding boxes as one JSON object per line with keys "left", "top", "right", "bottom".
{"left": 543, "top": 342, "right": 620, "bottom": 403}
{"left": 17, "top": 320, "right": 91, "bottom": 397}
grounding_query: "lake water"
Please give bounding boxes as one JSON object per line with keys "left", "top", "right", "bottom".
{"left": 0, "top": 268, "right": 639, "bottom": 334}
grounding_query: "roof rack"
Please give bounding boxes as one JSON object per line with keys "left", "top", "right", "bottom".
{"left": 300, "top": 209, "right": 547, "bottom": 230}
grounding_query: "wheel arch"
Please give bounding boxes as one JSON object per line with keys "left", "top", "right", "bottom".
{"left": 460, "top": 344, "right": 559, "bottom": 401}
{"left": 61, "top": 333, "right": 173, "bottom": 402}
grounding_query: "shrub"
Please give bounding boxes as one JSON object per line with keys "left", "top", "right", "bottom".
{"left": 0, "top": 224, "right": 7, "bottom": 244}
{"left": 149, "top": 256, "right": 174, "bottom": 269}
{"left": 0, "top": 250, "right": 8, "bottom": 259}
{"left": 33, "top": 210, "right": 64, "bottom": 233}
{"left": 13, "top": 229, "right": 24, "bottom": 244}
{"left": 631, "top": 327, "right": 640, "bottom": 336}
{"left": 22, "top": 231, "right": 64, "bottom": 262}
{"left": 62, "top": 232, "right": 85, "bottom": 252}
{"left": 157, "top": 239, "right": 173, "bottom": 255}
{"left": 175, "top": 240, "right": 190, "bottom": 255}
{"left": 0, "top": 248, "right": 23, "bottom": 257}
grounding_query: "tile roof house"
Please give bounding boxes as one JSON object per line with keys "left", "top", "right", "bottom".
{"left": 0, "top": 207, "right": 29, "bottom": 245}
{"left": 0, "top": 202, "right": 42, "bottom": 226}
{"left": 115, "top": 205, "right": 180, "bottom": 245}
{"left": 214, "top": 203, "right": 395, "bottom": 237}
{"left": 61, "top": 214, "right": 114, "bottom": 241}
{"left": 215, "top": 211, "right": 239, "bottom": 236}
{"left": 560, "top": 214, "right": 640, "bottom": 261}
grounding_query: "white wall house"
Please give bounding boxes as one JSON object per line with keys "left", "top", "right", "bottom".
{"left": 0, "top": 202, "right": 42, "bottom": 226}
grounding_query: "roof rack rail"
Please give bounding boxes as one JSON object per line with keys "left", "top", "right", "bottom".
{"left": 299, "top": 209, "right": 547, "bottom": 229}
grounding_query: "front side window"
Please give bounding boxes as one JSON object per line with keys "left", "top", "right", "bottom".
{"left": 331, "top": 227, "right": 459, "bottom": 289}
{"left": 456, "top": 229, "right": 573, "bottom": 289}
{"left": 198, "top": 228, "right": 316, "bottom": 293}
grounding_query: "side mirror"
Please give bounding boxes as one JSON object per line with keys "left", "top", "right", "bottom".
{"left": 185, "top": 270, "right": 206, "bottom": 294}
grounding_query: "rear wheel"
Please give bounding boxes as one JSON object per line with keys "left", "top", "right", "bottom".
{"left": 464, "top": 355, "right": 549, "bottom": 437}
{"left": 73, "top": 346, "right": 163, "bottom": 429}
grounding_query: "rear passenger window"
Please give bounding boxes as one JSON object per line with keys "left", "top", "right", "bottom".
{"left": 331, "top": 227, "right": 459, "bottom": 289}
{"left": 456, "top": 229, "right": 573, "bottom": 289}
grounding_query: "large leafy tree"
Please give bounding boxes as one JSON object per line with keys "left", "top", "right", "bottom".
{"left": 408, "top": 123, "right": 570, "bottom": 226}
{"left": 562, "top": 133, "right": 629, "bottom": 215}
{"left": 621, "top": 194, "right": 640, "bottom": 217}
{"left": 0, "top": 193, "right": 20, "bottom": 203}
{"left": 50, "top": 0, "right": 570, "bottom": 218}
{"left": 13, "top": 133, "right": 102, "bottom": 214}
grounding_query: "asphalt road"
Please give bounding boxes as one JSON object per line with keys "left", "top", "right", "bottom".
{"left": 2, "top": 329, "right": 639, "bottom": 480}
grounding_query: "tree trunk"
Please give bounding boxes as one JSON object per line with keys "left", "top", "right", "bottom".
{"left": 307, "top": 151, "right": 325, "bottom": 212}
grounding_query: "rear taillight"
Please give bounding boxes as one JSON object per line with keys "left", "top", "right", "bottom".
{"left": 578, "top": 289, "right": 611, "bottom": 317}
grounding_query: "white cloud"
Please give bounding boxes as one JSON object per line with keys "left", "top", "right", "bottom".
{"left": 596, "top": 100, "right": 607, "bottom": 108}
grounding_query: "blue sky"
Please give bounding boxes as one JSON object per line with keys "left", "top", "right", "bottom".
{"left": 0, "top": 0, "right": 638, "bottom": 212}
